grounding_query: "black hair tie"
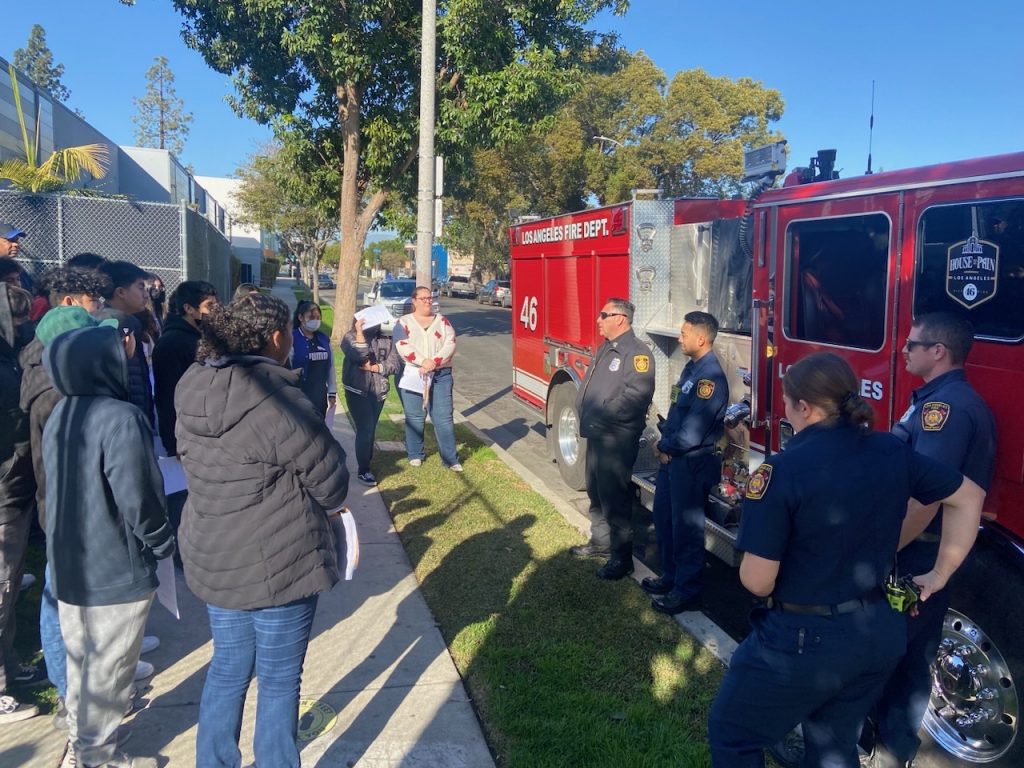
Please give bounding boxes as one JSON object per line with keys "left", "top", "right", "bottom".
{"left": 840, "top": 391, "right": 857, "bottom": 408}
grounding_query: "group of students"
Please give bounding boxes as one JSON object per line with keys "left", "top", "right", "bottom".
{"left": 1, "top": 250, "right": 463, "bottom": 766}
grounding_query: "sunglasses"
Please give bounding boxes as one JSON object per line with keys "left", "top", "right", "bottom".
{"left": 599, "top": 311, "right": 626, "bottom": 320}
{"left": 905, "top": 339, "right": 940, "bottom": 351}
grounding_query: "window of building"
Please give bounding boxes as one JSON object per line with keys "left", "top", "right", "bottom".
{"left": 914, "top": 200, "right": 1024, "bottom": 342}
{"left": 784, "top": 213, "right": 890, "bottom": 349}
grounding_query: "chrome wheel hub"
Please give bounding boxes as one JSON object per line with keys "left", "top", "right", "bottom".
{"left": 556, "top": 407, "right": 580, "bottom": 466}
{"left": 923, "top": 609, "right": 1018, "bottom": 762}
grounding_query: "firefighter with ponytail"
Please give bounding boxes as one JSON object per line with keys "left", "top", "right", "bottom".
{"left": 708, "top": 352, "right": 985, "bottom": 768}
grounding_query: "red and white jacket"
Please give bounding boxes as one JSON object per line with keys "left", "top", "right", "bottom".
{"left": 395, "top": 313, "right": 457, "bottom": 369}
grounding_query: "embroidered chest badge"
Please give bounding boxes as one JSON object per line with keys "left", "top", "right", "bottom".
{"left": 608, "top": 357, "right": 621, "bottom": 372}
{"left": 921, "top": 402, "right": 950, "bottom": 431}
{"left": 633, "top": 354, "right": 650, "bottom": 373}
{"left": 746, "top": 464, "right": 773, "bottom": 500}
{"left": 697, "top": 379, "right": 715, "bottom": 399}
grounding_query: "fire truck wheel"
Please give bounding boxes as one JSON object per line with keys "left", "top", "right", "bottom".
{"left": 915, "top": 544, "right": 1023, "bottom": 767}
{"left": 548, "top": 382, "right": 587, "bottom": 491}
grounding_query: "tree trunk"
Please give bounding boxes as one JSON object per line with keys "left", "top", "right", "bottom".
{"left": 331, "top": 80, "right": 389, "bottom": 343}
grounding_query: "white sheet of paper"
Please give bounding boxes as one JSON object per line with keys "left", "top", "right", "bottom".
{"left": 399, "top": 365, "right": 426, "bottom": 394}
{"left": 155, "top": 557, "right": 180, "bottom": 619}
{"left": 354, "top": 304, "right": 395, "bottom": 329}
{"left": 158, "top": 456, "right": 187, "bottom": 495}
{"left": 329, "top": 510, "right": 360, "bottom": 581}
{"left": 325, "top": 403, "right": 336, "bottom": 429}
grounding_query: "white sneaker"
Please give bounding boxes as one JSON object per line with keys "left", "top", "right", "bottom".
{"left": 449, "top": 463, "right": 464, "bottom": 472}
{"left": 133, "top": 660, "right": 154, "bottom": 682}
{"left": 409, "top": 458, "right": 422, "bottom": 467}
{"left": 140, "top": 635, "right": 160, "bottom": 655}
{"left": 0, "top": 694, "right": 39, "bottom": 724}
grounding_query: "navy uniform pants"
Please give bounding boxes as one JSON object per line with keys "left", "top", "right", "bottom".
{"left": 709, "top": 602, "right": 906, "bottom": 768}
{"left": 873, "top": 544, "right": 949, "bottom": 763}
{"left": 584, "top": 429, "right": 641, "bottom": 560}
{"left": 652, "top": 452, "right": 718, "bottom": 599}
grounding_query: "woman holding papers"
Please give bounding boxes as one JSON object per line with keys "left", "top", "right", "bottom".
{"left": 394, "top": 285, "right": 461, "bottom": 471}
{"left": 342, "top": 315, "right": 402, "bottom": 486}
{"left": 174, "top": 295, "right": 350, "bottom": 768}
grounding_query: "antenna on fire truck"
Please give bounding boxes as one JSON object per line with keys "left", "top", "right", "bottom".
{"left": 866, "top": 80, "right": 875, "bottom": 176}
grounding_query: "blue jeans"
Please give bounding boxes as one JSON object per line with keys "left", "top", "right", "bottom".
{"left": 197, "top": 596, "right": 318, "bottom": 768}
{"left": 399, "top": 367, "right": 459, "bottom": 466}
{"left": 41, "top": 563, "right": 67, "bottom": 698}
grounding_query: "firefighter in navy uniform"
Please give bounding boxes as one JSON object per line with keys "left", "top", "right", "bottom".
{"left": 644, "top": 311, "right": 729, "bottom": 615}
{"left": 865, "top": 313, "right": 996, "bottom": 768}
{"left": 570, "top": 298, "right": 656, "bottom": 580}
{"left": 708, "top": 352, "right": 984, "bottom": 768}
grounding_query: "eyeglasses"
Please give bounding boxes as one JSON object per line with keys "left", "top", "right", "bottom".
{"left": 599, "top": 311, "right": 626, "bottom": 320}
{"left": 413, "top": 296, "right": 432, "bottom": 302}
{"left": 905, "top": 338, "right": 940, "bottom": 351}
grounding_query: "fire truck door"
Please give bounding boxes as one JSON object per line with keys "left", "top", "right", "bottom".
{"left": 768, "top": 195, "right": 901, "bottom": 448}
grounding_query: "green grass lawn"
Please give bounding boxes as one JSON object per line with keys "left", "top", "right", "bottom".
{"left": 372, "top": 426, "right": 724, "bottom": 768}
{"left": 14, "top": 533, "right": 60, "bottom": 713}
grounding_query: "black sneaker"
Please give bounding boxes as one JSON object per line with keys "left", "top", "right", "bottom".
{"left": 12, "top": 663, "right": 48, "bottom": 688}
{"left": 358, "top": 471, "right": 377, "bottom": 486}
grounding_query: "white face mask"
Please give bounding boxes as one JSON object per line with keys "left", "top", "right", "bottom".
{"left": 303, "top": 319, "right": 321, "bottom": 332}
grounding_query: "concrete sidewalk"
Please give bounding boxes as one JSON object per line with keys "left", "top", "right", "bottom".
{"left": 0, "top": 278, "right": 494, "bottom": 767}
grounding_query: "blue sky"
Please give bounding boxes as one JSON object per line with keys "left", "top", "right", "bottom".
{"left": 6, "top": 1, "right": 1022, "bottom": 184}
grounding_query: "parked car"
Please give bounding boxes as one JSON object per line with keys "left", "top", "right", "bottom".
{"left": 362, "top": 279, "right": 439, "bottom": 332}
{"left": 442, "top": 274, "right": 477, "bottom": 298}
{"left": 317, "top": 273, "right": 335, "bottom": 289}
{"left": 477, "top": 279, "right": 512, "bottom": 307}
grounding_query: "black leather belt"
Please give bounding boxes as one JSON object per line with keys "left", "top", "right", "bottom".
{"left": 769, "top": 587, "right": 885, "bottom": 617}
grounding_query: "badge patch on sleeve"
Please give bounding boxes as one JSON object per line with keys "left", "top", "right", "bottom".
{"left": 697, "top": 379, "right": 715, "bottom": 399}
{"left": 634, "top": 355, "right": 650, "bottom": 373}
{"left": 921, "top": 402, "right": 950, "bottom": 431}
{"left": 746, "top": 464, "right": 773, "bottom": 500}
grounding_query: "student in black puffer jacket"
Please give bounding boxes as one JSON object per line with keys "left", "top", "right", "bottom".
{"left": 174, "top": 294, "right": 349, "bottom": 768}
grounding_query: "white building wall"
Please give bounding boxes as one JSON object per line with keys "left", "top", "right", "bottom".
{"left": 194, "top": 175, "right": 265, "bottom": 282}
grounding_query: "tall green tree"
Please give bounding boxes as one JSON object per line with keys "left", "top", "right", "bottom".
{"left": 234, "top": 136, "right": 338, "bottom": 304}
{"left": 13, "top": 24, "right": 71, "bottom": 102}
{"left": 132, "top": 56, "right": 193, "bottom": 157}
{"left": 444, "top": 55, "right": 784, "bottom": 273}
{"left": 142, "top": 0, "right": 627, "bottom": 338}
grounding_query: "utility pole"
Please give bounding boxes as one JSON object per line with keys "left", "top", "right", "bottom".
{"left": 415, "top": 0, "right": 436, "bottom": 289}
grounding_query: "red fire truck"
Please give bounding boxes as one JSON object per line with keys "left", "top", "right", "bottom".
{"left": 509, "top": 145, "right": 1024, "bottom": 767}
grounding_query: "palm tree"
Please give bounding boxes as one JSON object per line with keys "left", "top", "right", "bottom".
{"left": 0, "top": 63, "right": 109, "bottom": 193}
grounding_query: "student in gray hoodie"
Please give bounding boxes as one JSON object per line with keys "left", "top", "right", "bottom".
{"left": 44, "top": 321, "right": 173, "bottom": 768}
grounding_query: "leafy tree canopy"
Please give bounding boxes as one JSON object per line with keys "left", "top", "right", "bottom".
{"left": 146, "top": 0, "right": 627, "bottom": 337}
{"left": 443, "top": 52, "right": 784, "bottom": 272}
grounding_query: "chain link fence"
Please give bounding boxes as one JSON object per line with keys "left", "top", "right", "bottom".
{"left": 1, "top": 190, "right": 232, "bottom": 298}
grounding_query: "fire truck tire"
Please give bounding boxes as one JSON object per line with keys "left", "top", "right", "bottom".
{"left": 914, "top": 544, "right": 1023, "bottom": 768}
{"left": 548, "top": 382, "right": 587, "bottom": 491}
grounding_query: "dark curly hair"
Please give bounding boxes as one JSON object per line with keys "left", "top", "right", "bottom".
{"left": 44, "top": 266, "right": 108, "bottom": 305}
{"left": 198, "top": 293, "right": 291, "bottom": 360}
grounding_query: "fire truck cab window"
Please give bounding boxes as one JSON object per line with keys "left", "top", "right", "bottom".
{"left": 784, "top": 214, "right": 890, "bottom": 349}
{"left": 914, "top": 201, "right": 1024, "bottom": 342}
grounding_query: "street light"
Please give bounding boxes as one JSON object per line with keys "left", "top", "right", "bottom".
{"left": 593, "top": 135, "right": 624, "bottom": 149}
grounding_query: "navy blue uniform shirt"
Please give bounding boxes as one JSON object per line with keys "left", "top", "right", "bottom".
{"left": 657, "top": 350, "right": 729, "bottom": 456}
{"left": 737, "top": 422, "right": 962, "bottom": 605}
{"left": 891, "top": 368, "right": 996, "bottom": 537}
